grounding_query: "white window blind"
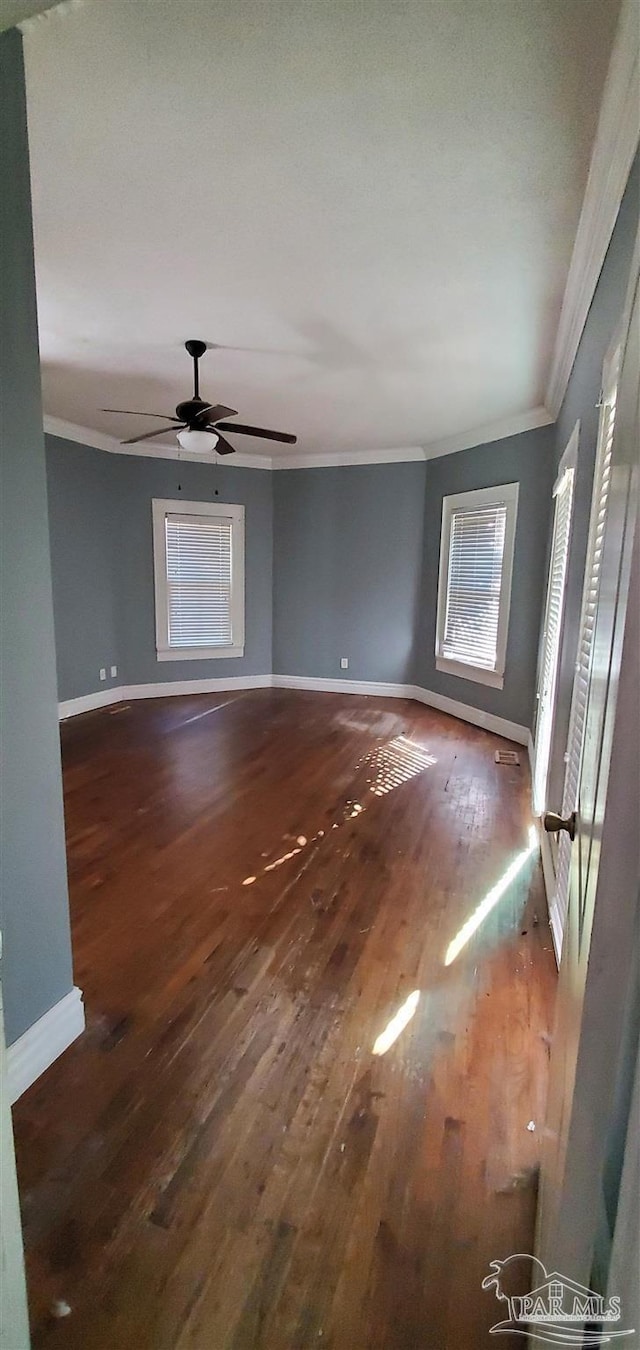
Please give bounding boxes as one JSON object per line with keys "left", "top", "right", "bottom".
{"left": 552, "top": 351, "right": 619, "bottom": 954}
{"left": 442, "top": 503, "right": 507, "bottom": 669}
{"left": 533, "top": 442, "right": 576, "bottom": 815}
{"left": 152, "top": 499, "right": 245, "bottom": 661}
{"left": 435, "top": 482, "right": 518, "bottom": 688}
{"left": 166, "top": 514, "right": 233, "bottom": 648}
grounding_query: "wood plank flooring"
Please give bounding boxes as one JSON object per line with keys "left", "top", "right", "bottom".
{"left": 12, "top": 689, "right": 557, "bottom": 1349}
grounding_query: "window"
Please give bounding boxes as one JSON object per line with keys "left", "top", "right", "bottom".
{"left": 532, "top": 425, "right": 578, "bottom": 814}
{"left": 152, "top": 499, "right": 245, "bottom": 661}
{"left": 435, "top": 482, "right": 519, "bottom": 688}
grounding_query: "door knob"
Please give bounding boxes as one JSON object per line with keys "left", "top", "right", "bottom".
{"left": 543, "top": 810, "right": 576, "bottom": 841}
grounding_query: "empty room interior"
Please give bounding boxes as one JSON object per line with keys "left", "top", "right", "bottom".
{"left": 1, "top": 1, "right": 639, "bottom": 1348}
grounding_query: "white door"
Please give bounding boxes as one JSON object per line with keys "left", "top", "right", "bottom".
{"left": 0, "top": 942, "right": 30, "bottom": 1350}
{"left": 546, "top": 338, "right": 621, "bottom": 957}
{"left": 532, "top": 423, "right": 578, "bottom": 819}
{"left": 535, "top": 233, "right": 639, "bottom": 1296}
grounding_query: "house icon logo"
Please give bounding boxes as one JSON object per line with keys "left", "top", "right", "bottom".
{"left": 482, "top": 1253, "right": 634, "bottom": 1345}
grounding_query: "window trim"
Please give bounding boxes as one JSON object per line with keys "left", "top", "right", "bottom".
{"left": 435, "top": 481, "right": 519, "bottom": 689}
{"left": 152, "top": 498, "right": 245, "bottom": 661}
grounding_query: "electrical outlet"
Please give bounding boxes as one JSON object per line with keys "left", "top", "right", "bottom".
{"left": 99, "top": 668, "right": 106, "bottom": 681}
{"left": 110, "top": 665, "right": 117, "bottom": 678}
{"left": 340, "top": 657, "right": 349, "bottom": 670}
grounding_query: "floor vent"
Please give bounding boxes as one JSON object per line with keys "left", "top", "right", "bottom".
{"left": 494, "top": 749, "right": 520, "bottom": 766}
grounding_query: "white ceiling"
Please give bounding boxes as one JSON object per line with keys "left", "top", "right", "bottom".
{"left": 23, "top": 0, "right": 619, "bottom": 461}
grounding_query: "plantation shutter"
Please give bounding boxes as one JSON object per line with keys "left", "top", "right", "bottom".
{"left": 165, "top": 513, "right": 233, "bottom": 648}
{"left": 533, "top": 463, "right": 575, "bottom": 813}
{"left": 441, "top": 503, "right": 507, "bottom": 670}
{"left": 554, "top": 380, "right": 618, "bottom": 944}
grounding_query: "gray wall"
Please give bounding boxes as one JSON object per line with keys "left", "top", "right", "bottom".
{"left": 45, "top": 438, "right": 273, "bottom": 699}
{"left": 0, "top": 29, "right": 74, "bottom": 1045}
{"left": 414, "top": 426, "right": 555, "bottom": 726}
{"left": 46, "top": 437, "right": 122, "bottom": 701}
{"left": 115, "top": 454, "right": 273, "bottom": 685}
{"left": 47, "top": 432, "right": 554, "bottom": 730}
{"left": 273, "top": 461, "right": 427, "bottom": 686}
{"left": 273, "top": 429, "right": 555, "bottom": 729}
{"left": 546, "top": 150, "right": 639, "bottom": 811}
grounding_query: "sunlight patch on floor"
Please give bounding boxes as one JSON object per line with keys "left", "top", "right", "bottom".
{"left": 372, "top": 990, "right": 421, "bottom": 1055}
{"left": 360, "top": 735, "right": 437, "bottom": 798}
{"left": 241, "top": 736, "right": 436, "bottom": 889}
{"left": 443, "top": 825, "right": 538, "bottom": 966}
{"left": 264, "top": 846, "right": 304, "bottom": 872}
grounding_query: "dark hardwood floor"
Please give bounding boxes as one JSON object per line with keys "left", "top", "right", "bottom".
{"left": 13, "top": 689, "right": 557, "bottom": 1349}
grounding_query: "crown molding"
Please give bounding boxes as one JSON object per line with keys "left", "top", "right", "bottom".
{"left": 268, "top": 407, "right": 552, "bottom": 470}
{"left": 45, "top": 405, "right": 552, "bottom": 472}
{"left": 545, "top": 0, "right": 640, "bottom": 419}
{"left": 43, "top": 416, "right": 273, "bottom": 468}
{"left": 270, "top": 445, "right": 427, "bottom": 470}
{"left": 419, "top": 405, "right": 552, "bottom": 462}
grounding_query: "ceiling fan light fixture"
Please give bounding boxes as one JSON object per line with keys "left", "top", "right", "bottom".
{"left": 177, "top": 427, "right": 219, "bottom": 454}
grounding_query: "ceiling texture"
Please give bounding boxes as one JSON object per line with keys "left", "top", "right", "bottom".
{"left": 23, "top": 0, "right": 619, "bottom": 462}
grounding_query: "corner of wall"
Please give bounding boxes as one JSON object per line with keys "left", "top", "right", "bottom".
{"left": 1, "top": 26, "right": 76, "bottom": 1047}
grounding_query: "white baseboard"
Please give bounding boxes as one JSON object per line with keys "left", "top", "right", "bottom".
{"left": 271, "top": 673, "right": 410, "bottom": 699}
{"left": 59, "top": 674, "right": 272, "bottom": 719}
{"left": 7, "top": 987, "right": 85, "bottom": 1104}
{"left": 59, "top": 672, "right": 530, "bottom": 747}
{"left": 409, "top": 684, "right": 529, "bottom": 746}
{"left": 272, "top": 674, "right": 530, "bottom": 745}
{"left": 125, "top": 674, "right": 273, "bottom": 699}
{"left": 59, "top": 686, "right": 126, "bottom": 718}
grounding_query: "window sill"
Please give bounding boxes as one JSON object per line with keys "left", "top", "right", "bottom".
{"left": 435, "top": 656, "right": 504, "bottom": 689}
{"left": 157, "top": 646, "right": 245, "bottom": 662}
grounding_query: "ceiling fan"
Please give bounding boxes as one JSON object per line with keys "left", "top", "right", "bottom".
{"left": 102, "top": 339, "right": 297, "bottom": 456}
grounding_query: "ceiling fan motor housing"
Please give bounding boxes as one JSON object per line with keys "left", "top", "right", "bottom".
{"left": 176, "top": 397, "right": 209, "bottom": 424}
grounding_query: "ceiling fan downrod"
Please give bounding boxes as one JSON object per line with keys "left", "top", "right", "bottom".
{"left": 184, "top": 338, "right": 207, "bottom": 400}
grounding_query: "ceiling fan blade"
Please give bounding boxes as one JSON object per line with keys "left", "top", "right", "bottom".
{"left": 196, "top": 404, "right": 238, "bottom": 423}
{"left": 213, "top": 434, "right": 236, "bottom": 456}
{"left": 215, "top": 422, "right": 297, "bottom": 444}
{"left": 121, "top": 424, "right": 185, "bottom": 445}
{"left": 102, "top": 409, "right": 182, "bottom": 422}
